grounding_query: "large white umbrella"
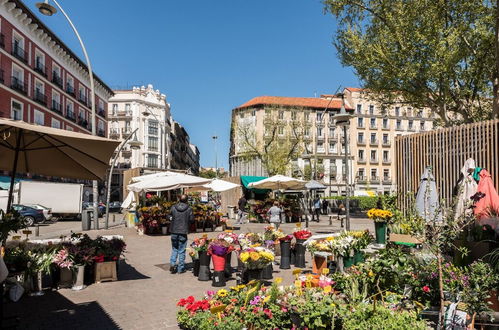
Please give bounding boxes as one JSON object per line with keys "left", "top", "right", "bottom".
{"left": 415, "top": 167, "right": 442, "bottom": 222}
{"left": 453, "top": 158, "right": 478, "bottom": 220}
{"left": 130, "top": 171, "right": 182, "bottom": 183}
{"left": 127, "top": 173, "right": 211, "bottom": 192}
{"left": 188, "top": 179, "right": 240, "bottom": 192}
{"left": 248, "top": 175, "right": 307, "bottom": 190}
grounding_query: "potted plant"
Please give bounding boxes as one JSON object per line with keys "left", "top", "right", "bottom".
{"left": 367, "top": 208, "right": 393, "bottom": 244}
{"left": 191, "top": 236, "right": 211, "bottom": 281}
{"left": 52, "top": 246, "right": 74, "bottom": 288}
{"left": 293, "top": 229, "right": 312, "bottom": 268}
{"left": 208, "top": 239, "right": 233, "bottom": 287}
{"left": 239, "top": 247, "right": 274, "bottom": 282}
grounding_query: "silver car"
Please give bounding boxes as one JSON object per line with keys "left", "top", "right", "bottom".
{"left": 24, "top": 204, "right": 53, "bottom": 222}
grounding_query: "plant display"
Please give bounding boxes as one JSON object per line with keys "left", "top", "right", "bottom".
{"left": 207, "top": 239, "right": 233, "bottom": 256}
{"left": 0, "top": 209, "right": 29, "bottom": 244}
{"left": 239, "top": 247, "right": 274, "bottom": 269}
{"left": 306, "top": 231, "right": 373, "bottom": 257}
{"left": 217, "top": 232, "right": 239, "bottom": 246}
{"left": 367, "top": 208, "right": 393, "bottom": 223}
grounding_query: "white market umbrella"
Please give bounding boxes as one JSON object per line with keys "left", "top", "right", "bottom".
{"left": 121, "top": 191, "right": 136, "bottom": 209}
{"left": 248, "top": 175, "right": 307, "bottom": 190}
{"left": 188, "top": 179, "right": 240, "bottom": 192}
{"left": 305, "top": 180, "right": 326, "bottom": 190}
{"left": 130, "top": 171, "right": 181, "bottom": 183}
{"left": 453, "top": 158, "right": 478, "bottom": 220}
{"left": 127, "top": 173, "right": 211, "bottom": 193}
{"left": 415, "top": 167, "right": 442, "bottom": 222}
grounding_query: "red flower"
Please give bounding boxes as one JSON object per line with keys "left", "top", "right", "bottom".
{"left": 264, "top": 308, "right": 273, "bottom": 318}
{"left": 422, "top": 286, "right": 430, "bottom": 293}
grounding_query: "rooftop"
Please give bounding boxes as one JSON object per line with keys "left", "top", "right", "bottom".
{"left": 235, "top": 96, "right": 353, "bottom": 110}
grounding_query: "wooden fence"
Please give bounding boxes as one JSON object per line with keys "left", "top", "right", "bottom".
{"left": 395, "top": 119, "right": 499, "bottom": 208}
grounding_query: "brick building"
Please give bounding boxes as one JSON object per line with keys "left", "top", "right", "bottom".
{"left": 0, "top": 0, "right": 113, "bottom": 135}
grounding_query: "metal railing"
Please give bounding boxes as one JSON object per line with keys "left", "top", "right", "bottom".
{"left": 66, "top": 84, "right": 75, "bottom": 96}
{"left": 34, "top": 62, "right": 46, "bottom": 76}
{"left": 33, "top": 90, "right": 47, "bottom": 106}
{"left": 52, "top": 73, "right": 63, "bottom": 88}
{"left": 11, "top": 76, "right": 28, "bottom": 94}
{"left": 11, "top": 43, "right": 27, "bottom": 63}
{"left": 51, "top": 100, "right": 62, "bottom": 113}
{"left": 66, "top": 110, "right": 76, "bottom": 122}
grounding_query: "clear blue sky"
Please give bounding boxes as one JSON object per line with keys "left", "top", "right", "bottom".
{"left": 25, "top": 0, "right": 359, "bottom": 170}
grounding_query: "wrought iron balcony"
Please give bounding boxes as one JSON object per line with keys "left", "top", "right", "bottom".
{"left": 34, "top": 62, "right": 46, "bottom": 77}
{"left": 370, "top": 176, "right": 380, "bottom": 184}
{"left": 51, "top": 100, "right": 62, "bottom": 114}
{"left": 33, "top": 90, "right": 47, "bottom": 106}
{"left": 66, "top": 110, "right": 76, "bottom": 122}
{"left": 52, "top": 73, "right": 63, "bottom": 88}
{"left": 11, "top": 43, "right": 27, "bottom": 63}
{"left": 66, "top": 84, "right": 75, "bottom": 97}
{"left": 11, "top": 76, "right": 27, "bottom": 95}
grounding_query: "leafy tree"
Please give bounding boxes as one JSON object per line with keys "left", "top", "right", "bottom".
{"left": 199, "top": 169, "right": 217, "bottom": 179}
{"left": 324, "top": 0, "right": 499, "bottom": 125}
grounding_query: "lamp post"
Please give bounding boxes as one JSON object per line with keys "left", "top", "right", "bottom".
{"left": 36, "top": 0, "right": 100, "bottom": 228}
{"left": 212, "top": 135, "right": 218, "bottom": 177}
{"left": 142, "top": 108, "right": 169, "bottom": 169}
{"left": 332, "top": 93, "right": 354, "bottom": 230}
{"left": 104, "top": 128, "right": 142, "bottom": 229}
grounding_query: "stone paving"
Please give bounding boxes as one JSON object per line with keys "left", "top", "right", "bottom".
{"left": 3, "top": 215, "right": 373, "bottom": 330}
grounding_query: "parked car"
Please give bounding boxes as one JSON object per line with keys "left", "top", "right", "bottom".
{"left": 108, "top": 201, "right": 122, "bottom": 213}
{"left": 12, "top": 204, "right": 45, "bottom": 226}
{"left": 24, "top": 204, "right": 53, "bottom": 222}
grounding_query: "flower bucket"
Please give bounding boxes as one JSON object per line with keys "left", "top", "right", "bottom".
{"left": 374, "top": 221, "right": 387, "bottom": 244}
{"left": 161, "top": 226, "right": 168, "bottom": 235}
{"left": 262, "top": 263, "right": 273, "bottom": 280}
{"left": 59, "top": 267, "right": 73, "bottom": 289}
{"left": 245, "top": 268, "right": 263, "bottom": 283}
{"left": 212, "top": 254, "right": 226, "bottom": 272}
{"left": 192, "top": 259, "right": 200, "bottom": 277}
{"left": 312, "top": 254, "right": 327, "bottom": 274}
{"left": 353, "top": 251, "right": 365, "bottom": 265}
{"left": 72, "top": 265, "right": 85, "bottom": 291}
{"left": 199, "top": 250, "right": 210, "bottom": 267}
{"left": 294, "top": 239, "right": 306, "bottom": 268}
{"left": 279, "top": 241, "right": 291, "bottom": 269}
{"left": 343, "top": 255, "right": 355, "bottom": 268}
{"left": 225, "top": 252, "right": 232, "bottom": 277}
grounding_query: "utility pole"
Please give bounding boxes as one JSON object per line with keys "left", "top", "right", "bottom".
{"left": 212, "top": 135, "right": 218, "bottom": 178}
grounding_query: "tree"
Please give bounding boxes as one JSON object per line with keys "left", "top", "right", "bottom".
{"left": 324, "top": 0, "right": 499, "bottom": 125}
{"left": 235, "top": 106, "right": 303, "bottom": 176}
{"left": 199, "top": 169, "right": 217, "bottom": 179}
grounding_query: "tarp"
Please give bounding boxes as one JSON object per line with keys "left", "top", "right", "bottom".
{"left": 474, "top": 169, "right": 499, "bottom": 229}
{"left": 130, "top": 171, "right": 182, "bottom": 183}
{"left": 415, "top": 167, "right": 442, "bottom": 222}
{"left": 240, "top": 176, "right": 269, "bottom": 194}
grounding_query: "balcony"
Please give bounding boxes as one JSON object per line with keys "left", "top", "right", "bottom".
{"left": 382, "top": 158, "right": 391, "bottom": 164}
{"left": 396, "top": 125, "right": 403, "bottom": 131}
{"left": 11, "top": 76, "right": 28, "bottom": 95}
{"left": 34, "top": 62, "right": 47, "bottom": 77}
{"left": 382, "top": 140, "right": 391, "bottom": 147}
{"left": 98, "top": 109, "right": 106, "bottom": 118}
{"left": 370, "top": 176, "right": 380, "bottom": 184}
{"left": 382, "top": 124, "right": 390, "bottom": 130}
{"left": 357, "top": 123, "right": 365, "bottom": 129}
{"left": 356, "top": 176, "right": 367, "bottom": 184}
{"left": 97, "top": 129, "right": 105, "bottom": 137}
{"left": 317, "top": 148, "right": 325, "bottom": 154}
{"left": 357, "top": 139, "right": 366, "bottom": 146}
{"left": 117, "top": 110, "right": 133, "bottom": 118}
{"left": 370, "top": 124, "right": 377, "bottom": 130}
{"left": 52, "top": 73, "right": 63, "bottom": 88}
{"left": 357, "top": 157, "right": 367, "bottom": 164}
{"left": 11, "top": 43, "right": 28, "bottom": 63}
{"left": 317, "top": 135, "right": 325, "bottom": 141}
{"left": 78, "top": 118, "right": 89, "bottom": 130}
{"left": 66, "top": 110, "right": 76, "bottom": 122}
{"left": 370, "top": 157, "right": 379, "bottom": 164}
{"left": 66, "top": 84, "right": 75, "bottom": 97}
{"left": 408, "top": 126, "right": 416, "bottom": 132}
{"left": 122, "top": 149, "right": 132, "bottom": 158}
{"left": 51, "top": 100, "right": 62, "bottom": 114}
{"left": 328, "top": 136, "right": 338, "bottom": 142}
{"left": 33, "top": 90, "right": 47, "bottom": 106}
{"left": 370, "top": 139, "right": 378, "bottom": 146}
{"left": 78, "top": 94, "right": 87, "bottom": 105}
{"left": 109, "top": 128, "right": 120, "bottom": 139}
{"left": 121, "top": 128, "right": 133, "bottom": 138}
{"left": 383, "top": 177, "right": 392, "bottom": 184}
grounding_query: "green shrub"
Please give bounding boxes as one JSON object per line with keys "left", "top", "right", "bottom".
{"left": 325, "top": 196, "right": 378, "bottom": 210}
{"left": 342, "top": 304, "right": 429, "bottom": 330}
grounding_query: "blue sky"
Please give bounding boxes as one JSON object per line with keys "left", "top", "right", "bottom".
{"left": 25, "top": 0, "right": 359, "bottom": 169}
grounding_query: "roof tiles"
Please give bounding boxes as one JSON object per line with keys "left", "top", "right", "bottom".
{"left": 235, "top": 96, "right": 353, "bottom": 110}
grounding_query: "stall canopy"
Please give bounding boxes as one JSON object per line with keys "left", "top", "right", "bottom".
{"left": 415, "top": 167, "right": 442, "bottom": 222}
{"left": 130, "top": 171, "right": 182, "bottom": 183}
{"left": 248, "top": 175, "right": 307, "bottom": 190}
{"left": 187, "top": 179, "right": 240, "bottom": 193}
{"left": 127, "top": 173, "right": 211, "bottom": 192}
{"left": 241, "top": 176, "right": 269, "bottom": 194}
{"left": 305, "top": 180, "right": 326, "bottom": 190}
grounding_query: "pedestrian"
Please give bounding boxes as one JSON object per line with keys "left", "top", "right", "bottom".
{"left": 322, "top": 199, "right": 329, "bottom": 215}
{"left": 338, "top": 203, "right": 346, "bottom": 216}
{"left": 313, "top": 197, "right": 321, "bottom": 222}
{"left": 237, "top": 194, "right": 247, "bottom": 224}
{"left": 169, "top": 194, "right": 194, "bottom": 274}
{"left": 267, "top": 201, "right": 283, "bottom": 230}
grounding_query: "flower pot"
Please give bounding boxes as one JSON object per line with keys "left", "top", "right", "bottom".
{"left": 225, "top": 252, "right": 233, "bottom": 277}
{"left": 212, "top": 270, "right": 226, "bottom": 287}
{"left": 198, "top": 250, "right": 211, "bottom": 281}
{"left": 353, "top": 251, "right": 365, "bottom": 265}
{"left": 29, "top": 271, "right": 44, "bottom": 296}
{"left": 312, "top": 254, "right": 327, "bottom": 274}
{"left": 343, "top": 255, "right": 355, "bottom": 268}
{"left": 211, "top": 254, "right": 226, "bottom": 272}
{"left": 294, "top": 239, "right": 306, "bottom": 268}
{"left": 94, "top": 261, "right": 117, "bottom": 283}
{"left": 72, "top": 265, "right": 86, "bottom": 291}
{"left": 245, "top": 268, "right": 263, "bottom": 283}
{"left": 192, "top": 258, "right": 200, "bottom": 277}
{"left": 279, "top": 241, "right": 291, "bottom": 269}
{"left": 199, "top": 250, "right": 211, "bottom": 266}
{"left": 59, "top": 267, "right": 73, "bottom": 289}
{"left": 262, "top": 263, "right": 273, "bottom": 280}
{"left": 290, "top": 247, "right": 296, "bottom": 265}
{"left": 161, "top": 226, "right": 168, "bottom": 235}
{"left": 374, "top": 221, "right": 387, "bottom": 244}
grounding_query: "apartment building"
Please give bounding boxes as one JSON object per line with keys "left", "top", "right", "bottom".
{"left": 0, "top": 0, "right": 112, "bottom": 135}
{"left": 170, "top": 120, "right": 200, "bottom": 175}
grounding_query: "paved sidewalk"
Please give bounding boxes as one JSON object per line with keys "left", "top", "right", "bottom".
{"left": 3, "top": 215, "right": 373, "bottom": 330}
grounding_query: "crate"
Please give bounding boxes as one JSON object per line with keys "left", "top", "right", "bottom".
{"left": 389, "top": 233, "right": 422, "bottom": 244}
{"left": 94, "top": 261, "right": 117, "bottom": 283}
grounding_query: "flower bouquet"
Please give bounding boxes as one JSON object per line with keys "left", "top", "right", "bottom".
{"left": 293, "top": 229, "right": 312, "bottom": 240}
{"left": 279, "top": 234, "right": 294, "bottom": 242}
{"left": 218, "top": 232, "right": 239, "bottom": 246}
{"left": 239, "top": 247, "right": 274, "bottom": 270}
{"left": 191, "top": 237, "right": 210, "bottom": 253}
{"left": 367, "top": 208, "right": 392, "bottom": 244}
{"left": 208, "top": 239, "right": 233, "bottom": 257}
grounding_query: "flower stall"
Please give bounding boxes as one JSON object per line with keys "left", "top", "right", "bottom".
{"left": 137, "top": 201, "right": 174, "bottom": 235}
{"left": 192, "top": 203, "right": 223, "bottom": 232}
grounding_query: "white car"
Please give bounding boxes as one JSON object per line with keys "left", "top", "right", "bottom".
{"left": 25, "top": 204, "right": 52, "bottom": 222}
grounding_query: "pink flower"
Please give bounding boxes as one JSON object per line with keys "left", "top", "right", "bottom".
{"left": 422, "top": 286, "right": 430, "bottom": 293}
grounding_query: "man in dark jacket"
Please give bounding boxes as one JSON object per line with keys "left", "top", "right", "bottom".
{"left": 236, "top": 195, "right": 247, "bottom": 225}
{"left": 169, "top": 194, "right": 193, "bottom": 274}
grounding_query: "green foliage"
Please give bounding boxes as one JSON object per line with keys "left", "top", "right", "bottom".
{"left": 199, "top": 169, "right": 217, "bottom": 179}
{"left": 0, "top": 209, "right": 29, "bottom": 244}
{"left": 341, "top": 304, "right": 429, "bottom": 330}
{"left": 287, "top": 290, "right": 340, "bottom": 329}
{"left": 461, "top": 261, "right": 499, "bottom": 315}
{"left": 324, "top": 0, "right": 499, "bottom": 124}
{"left": 325, "top": 196, "right": 378, "bottom": 210}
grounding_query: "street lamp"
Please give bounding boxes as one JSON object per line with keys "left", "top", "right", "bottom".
{"left": 104, "top": 129, "right": 142, "bottom": 229}
{"left": 143, "top": 108, "right": 169, "bottom": 169}
{"left": 333, "top": 93, "right": 354, "bottom": 230}
{"left": 212, "top": 135, "right": 218, "bottom": 178}
{"left": 36, "top": 0, "right": 100, "bottom": 228}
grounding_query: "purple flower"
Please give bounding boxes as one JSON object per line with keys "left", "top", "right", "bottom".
{"left": 206, "top": 290, "right": 215, "bottom": 297}
{"left": 430, "top": 272, "right": 438, "bottom": 279}
{"left": 250, "top": 295, "right": 261, "bottom": 305}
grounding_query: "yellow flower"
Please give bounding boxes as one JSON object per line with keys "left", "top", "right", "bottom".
{"left": 250, "top": 251, "right": 260, "bottom": 261}
{"left": 263, "top": 296, "right": 271, "bottom": 303}
{"left": 368, "top": 270, "right": 374, "bottom": 277}
{"left": 230, "top": 286, "right": 239, "bottom": 291}
{"left": 274, "top": 277, "right": 283, "bottom": 284}
{"left": 217, "top": 289, "right": 228, "bottom": 297}
{"left": 240, "top": 252, "right": 249, "bottom": 263}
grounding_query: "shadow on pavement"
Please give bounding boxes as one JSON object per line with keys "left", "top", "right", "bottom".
{"left": 3, "top": 291, "right": 120, "bottom": 330}
{"left": 118, "top": 261, "right": 151, "bottom": 281}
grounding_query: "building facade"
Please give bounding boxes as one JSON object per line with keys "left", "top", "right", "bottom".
{"left": 0, "top": 0, "right": 112, "bottom": 135}
{"left": 229, "top": 90, "right": 435, "bottom": 196}
{"left": 170, "top": 120, "right": 200, "bottom": 175}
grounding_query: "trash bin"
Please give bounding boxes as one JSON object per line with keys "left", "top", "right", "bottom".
{"left": 81, "top": 210, "right": 93, "bottom": 231}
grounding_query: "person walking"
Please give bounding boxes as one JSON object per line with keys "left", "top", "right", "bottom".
{"left": 237, "top": 195, "right": 247, "bottom": 225}
{"left": 267, "top": 201, "right": 283, "bottom": 230}
{"left": 313, "top": 197, "right": 321, "bottom": 222}
{"left": 322, "top": 198, "right": 329, "bottom": 215}
{"left": 169, "top": 194, "right": 194, "bottom": 274}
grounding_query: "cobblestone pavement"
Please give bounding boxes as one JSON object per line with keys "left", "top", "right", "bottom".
{"left": 3, "top": 215, "right": 373, "bottom": 330}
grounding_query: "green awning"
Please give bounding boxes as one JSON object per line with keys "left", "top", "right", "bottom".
{"left": 240, "top": 176, "right": 269, "bottom": 194}
{"left": 0, "top": 176, "right": 24, "bottom": 190}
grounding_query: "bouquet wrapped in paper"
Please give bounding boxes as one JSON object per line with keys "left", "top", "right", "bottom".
{"left": 239, "top": 247, "right": 274, "bottom": 269}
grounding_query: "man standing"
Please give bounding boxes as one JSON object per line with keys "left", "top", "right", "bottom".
{"left": 169, "top": 194, "right": 193, "bottom": 274}
{"left": 237, "top": 194, "right": 247, "bottom": 224}
{"left": 313, "top": 197, "right": 321, "bottom": 222}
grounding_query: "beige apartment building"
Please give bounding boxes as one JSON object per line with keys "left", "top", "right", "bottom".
{"left": 229, "top": 89, "right": 435, "bottom": 196}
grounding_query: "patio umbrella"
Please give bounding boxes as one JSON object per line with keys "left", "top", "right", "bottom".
{"left": 130, "top": 171, "right": 182, "bottom": 183}
{"left": 127, "top": 173, "right": 211, "bottom": 192}
{"left": 248, "top": 175, "right": 307, "bottom": 190}
{"left": 187, "top": 179, "right": 240, "bottom": 192}
{"left": 453, "top": 158, "right": 478, "bottom": 220}
{"left": 415, "top": 167, "right": 442, "bottom": 222}
{"left": 305, "top": 180, "right": 326, "bottom": 190}
{"left": 473, "top": 169, "right": 499, "bottom": 229}
{"left": 0, "top": 119, "right": 120, "bottom": 209}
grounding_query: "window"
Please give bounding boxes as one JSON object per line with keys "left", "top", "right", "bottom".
{"left": 356, "top": 104, "right": 362, "bottom": 114}
{"left": 383, "top": 169, "right": 390, "bottom": 180}
{"left": 67, "top": 101, "right": 74, "bottom": 116}
{"left": 278, "top": 126, "right": 284, "bottom": 135}
{"left": 148, "top": 121, "right": 159, "bottom": 135}
{"left": 99, "top": 99, "right": 104, "bottom": 112}
{"left": 316, "top": 112, "right": 322, "bottom": 121}
{"left": 357, "top": 117, "right": 364, "bottom": 127}
{"left": 317, "top": 141, "right": 324, "bottom": 151}
{"left": 317, "top": 127, "right": 323, "bottom": 137}
{"left": 148, "top": 136, "right": 158, "bottom": 151}
{"left": 396, "top": 120, "right": 402, "bottom": 130}
{"left": 420, "top": 121, "right": 425, "bottom": 131}
{"left": 251, "top": 110, "right": 256, "bottom": 117}
{"left": 277, "top": 111, "right": 284, "bottom": 119}
{"left": 291, "top": 112, "right": 296, "bottom": 120}
{"left": 79, "top": 86, "right": 86, "bottom": 102}
{"left": 358, "top": 168, "right": 365, "bottom": 179}
{"left": 66, "top": 75, "right": 74, "bottom": 94}
{"left": 34, "top": 110, "right": 44, "bottom": 125}
{"left": 329, "top": 127, "right": 335, "bottom": 136}
{"left": 304, "top": 113, "right": 310, "bottom": 121}
{"left": 358, "top": 149, "right": 365, "bottom": 160}
{"left": 112, "top": 104, "right": 118, "bottom": 115}
{"left": 416, "top": 109, "right": 423, "bottom": 118}
{"left": 125, "top": 103, "right": 131, "bottom": 112}
{"left": 371, "top": 169, "right": 377, "bottom": 180}
{"left": 148, "top": 154, "right": 158, "bottom": 168}
{"left": 239, "top": 112, "right": 244, "bottom": 119}
{"left": 370, "top": 133, "right": 377, "bottom": 143}
{"left": 358, "top": 132, "right": 364, "bottom": 143}
{"left": 11, "top": 99, "right": 23, "bottom": 120}
{"left": 408, "top": 120, "right": 414, "bottom": 130}
{"left": 395, "top": 107, "right": 400, "bottom": 116}
{"left": 407, "top": 107, "right": 412, "bottom": 117}
{"left": 383, "top": 150, "right": 389, "bottom": 161}
{"left": 12, "top": 33, "right": 25, "bottom": 60}
{"left": 370, "top": 117, "right": 376, "bottom": 128}
{"left": 52, "top": 91, "right": 60, "bottom": 111}
{"left": 329, "top": 142, "right": 336, "bottom": 152}
{"left": 383, "top": 133, "right": 389, "bottom": 144}
{"left": 51, "top": 118, "right": 60, "bottom": 129}
{"left": 370, "top": 150, "right": 377, "bottom": 161}
{"left": 369, "top": 105, "right": 374, "bottom": 115}
{"left": 34, "top": 50, "right": 45, "bottom": 74}
{"left": 124, "top": 121, "right": 131, "bottom": 133}
{"left": 382, "top": 118, "right": 388, "bottom": 129}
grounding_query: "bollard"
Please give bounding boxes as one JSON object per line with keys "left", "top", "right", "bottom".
{"left": 329, "top": 216, "right": 332, "bottom": 226}
{"left": 35, "top": 224, "right": 40, "bottom": 237}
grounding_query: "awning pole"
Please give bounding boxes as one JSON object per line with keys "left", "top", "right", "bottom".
{"left": 7, "top": 130, "right": 22, "bottom": 211}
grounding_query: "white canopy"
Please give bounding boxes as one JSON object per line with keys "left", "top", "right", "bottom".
{"left": 127, "top": 173, "right": 211, "bottom": 192}
{"left": 121, "top": 191, "right": 136, "bottom": 209}
{"left": 188, "top": 179, "right": 241, "bottom": 192}
{"left": 130, "top": 171, "right": 182, "bottom": 183}
{"left": 248, "top": 175, "right": 307, "bottom": 190}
